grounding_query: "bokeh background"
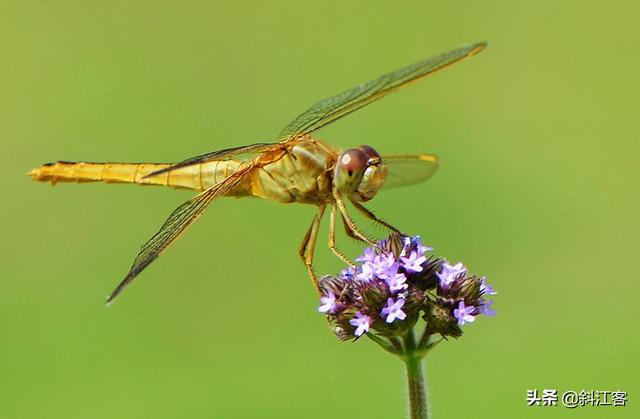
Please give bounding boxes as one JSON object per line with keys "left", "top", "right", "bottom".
{"left": 1, "top": 1, "right": 638, "bottom": 418}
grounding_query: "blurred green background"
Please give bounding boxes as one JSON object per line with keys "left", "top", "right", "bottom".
{"left": 1, "top": 0, "right": 638, "bottom": 418}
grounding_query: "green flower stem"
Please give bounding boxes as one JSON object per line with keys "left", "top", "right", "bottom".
{"left": 403, "top": 330, "right": 429, "bottom": 419}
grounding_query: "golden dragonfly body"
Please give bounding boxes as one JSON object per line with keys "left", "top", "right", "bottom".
{"left": 29, "top": 42, "right": 486, "bottom": 303}
{"left": 31, "top": 137, "right": 336, "bottom": 203}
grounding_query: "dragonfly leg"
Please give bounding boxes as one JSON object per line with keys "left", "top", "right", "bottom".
{"left": 299, "top": 204, "right": 326, "bottom": 292}
{"left": 340, "top": 210, "right": 380, "bottom": 246}
{"left": 328, "top": 205, "right": 357, "bottom": 267}
{"left": 333, "top": 193, "right": 376, "bottom": 246}
{"left": 350, "top": 200, "right": 401, "bottom": 233}
{"left": 340, "top": 215, "right": 362, "bottom": 241}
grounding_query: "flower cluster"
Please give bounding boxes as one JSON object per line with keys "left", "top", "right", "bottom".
{"left": 317, "top": 233, "right": 496, "bottom": 341}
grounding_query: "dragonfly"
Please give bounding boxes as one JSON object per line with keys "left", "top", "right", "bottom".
{"left": 29, "top": 42, "right": 486, "bottom": 304}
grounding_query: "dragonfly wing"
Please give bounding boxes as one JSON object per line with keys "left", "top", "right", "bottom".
{"left": 382, "top": 154, "right": 439, "bottom": 190}
{"left": 278, "top": 42, "right": 486, "bottom": 139}
{"left": 106, "top": 164, "right": 254, "bottom": 304}
{"left": 144, "top": 142, "right": 277, "bottom": 178}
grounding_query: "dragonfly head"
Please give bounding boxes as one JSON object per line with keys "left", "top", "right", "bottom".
{"left": 333, "top": 145, "right": 387, "bottom": 202}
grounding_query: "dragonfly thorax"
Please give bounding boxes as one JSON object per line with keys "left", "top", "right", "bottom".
{"left": 333, "top": 145, "right": 387, "bottom": 202}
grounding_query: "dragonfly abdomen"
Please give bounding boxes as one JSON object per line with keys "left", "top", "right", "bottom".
{"left": 29, "top": 161, "right": 168, "bottom": 185}
{"left": 29, "top": 160, "right": 252, "bottom": 193}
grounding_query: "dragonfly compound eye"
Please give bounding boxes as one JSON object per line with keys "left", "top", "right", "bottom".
{"left": 359, "top": 144, "right": 381, "bottom": 164}
{"left": 334, "top": 149, "right": 368, "bottom": 194}
{"left": 339, "top": 149, "right": 368, "bottom": 176}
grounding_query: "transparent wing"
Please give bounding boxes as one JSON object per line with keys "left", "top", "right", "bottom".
{"left": 278, "top": 42, "right": 486, "bottom": 139}
{"left": 382, "top": 154, "right": 439, "bottom": 190}
{"left": 144, "top": 142, "right": 277, "bottom": 178}
{"left": 106, "top": 165, "right": 253, "bottom": 304}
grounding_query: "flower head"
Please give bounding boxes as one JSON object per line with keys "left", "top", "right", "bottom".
{"left": 316, "top": 233, "right": 496, "bottom": 342}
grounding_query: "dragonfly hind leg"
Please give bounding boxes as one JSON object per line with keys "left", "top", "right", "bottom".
{"left": 299, "top": 205, "right": 326, "bottom": 292}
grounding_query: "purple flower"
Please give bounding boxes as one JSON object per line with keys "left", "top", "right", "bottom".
{"left": 380, "top": 263, "right": 401, "bottom": 281}
{"left": 386, "top": 272, "right": 408, "bottom": 292}
{"left": 381, "top": 298, "right": 407, "bottom": 323}
{"left": 356, "top": 261, "right": 375, "bottom": 282}
{"left": 437, "top": 261, "right": 467, "bottom": 288}
{"left": 480, "top": 277, "right": 497, "bottom": 295}
{"left": 478, "top": 299, "right": 496, "bottom": 317}
{"left": 349, "top": 312, "right": 372, "bottom": 336}
{"left": 400, "top": 251, "right": 427, "bottom": 273}
{"left": 340, "top": 266, "right": 356, "bottom": 281}
{"left": 356, "top": 247, "right": 376, "bottom": 264}
{"left": 453, "top": 301, "right": 476, "bottom": 325}
{"left": 373, "top": 253, "right": 398, "bottom": 279}
{"left": 318, "top": 291, "right": 337, "bottom": 314}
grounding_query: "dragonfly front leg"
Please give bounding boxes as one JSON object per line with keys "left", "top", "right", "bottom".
{"left": 299, "top": 204, "right": 326, "bottom": 292}
{"left": 341, "top": 215, "right": 363, "bottom": 242}
{"left": 350, "top": 200, "right": 402, "bottom": 233}
{"left": 333, "top": 193, "right": 376, "bottom": 246}
{"left": 328, "top": 205, "right": 357, "bottom": 267}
